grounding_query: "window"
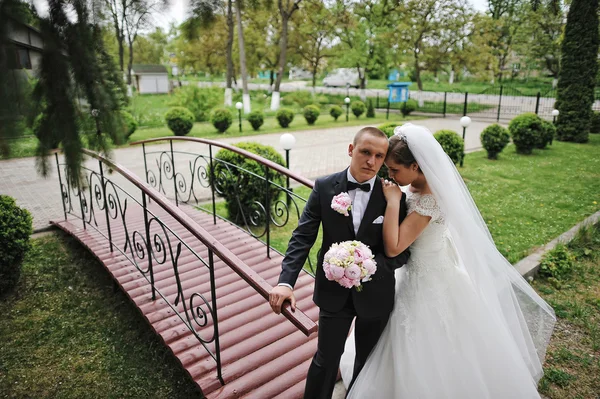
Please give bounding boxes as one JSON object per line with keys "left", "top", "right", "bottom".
{"left": 17, "top": 48, "right": 31, "bottom": 69}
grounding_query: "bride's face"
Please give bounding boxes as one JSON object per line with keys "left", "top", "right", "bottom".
{"left": 385, "top": 158, "right": 419, "bottom": 186}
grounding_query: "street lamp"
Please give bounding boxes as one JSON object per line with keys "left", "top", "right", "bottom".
{"left": 552, "top": 109, "right": 559, "bottom": 124}
{"left": 235, "top": 101, "right": 243, "bottom": 132}
{"left": 459, "top": 116, "right": 471, "bottom": 167}
{"left": 280, "top": 133, "right": 296, "bottom": 206}
{"left": 345, "top": 97, "right": 351, "bottom": 122}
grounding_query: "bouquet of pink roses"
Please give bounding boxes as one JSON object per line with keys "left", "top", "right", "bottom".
{"left": 323, "top": 241, "right": 377, "bottom": 292}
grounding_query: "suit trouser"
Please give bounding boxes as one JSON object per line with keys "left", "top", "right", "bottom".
{"left": 303, "top": 294, "right": 390, "bottom": 399}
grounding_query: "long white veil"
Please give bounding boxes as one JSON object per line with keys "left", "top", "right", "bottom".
{"left": 394, "top": 123, "right": 555, "bottom": 382}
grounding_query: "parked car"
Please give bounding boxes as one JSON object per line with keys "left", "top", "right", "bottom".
{"left": 322, "top": 68, "right": 363, "bottom": 88}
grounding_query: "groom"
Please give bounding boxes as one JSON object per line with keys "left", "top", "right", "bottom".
{"left": 269, "top": 127, "right": 410, "bottom": 398}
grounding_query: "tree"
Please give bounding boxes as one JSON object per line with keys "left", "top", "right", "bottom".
{"left": 244, "top": 8, "right": 281, "bottom": 87}
{"left": 486, "top": 0, "right": 526, "bottom": 81}
{"left": 133, "top": 27, "right": 168, "bottom": 65}
{"left": 555, "top": 0, "right": 599, "bottom": 142}
{"left": 235, "top": 0, "right": 251, "bottom": 113}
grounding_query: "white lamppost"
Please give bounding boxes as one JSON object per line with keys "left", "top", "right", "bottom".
{"left": 552, "top": 109, "right": 559, "bottom": 124}
{"left": 235, "top": 102, "right": 243, "bottom": 132}
{"left": 280, "top": 133, "right": 296, "bottom": 205}
{"left": 459, "top": 116, "right": 472, "bottom": 167}
{"left": 345, "top": 97, "right": 351, "bottom": 122}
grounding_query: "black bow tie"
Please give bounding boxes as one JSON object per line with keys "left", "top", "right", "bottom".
{"left": 347, "top": 181, "right": 371, "bottom": 192}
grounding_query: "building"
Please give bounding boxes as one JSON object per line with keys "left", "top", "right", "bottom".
{"left": 4, "top": 17, "right": 43, "bottom": 73}
{"left": 131, "top": 64, "right": 169, "bottom": 94}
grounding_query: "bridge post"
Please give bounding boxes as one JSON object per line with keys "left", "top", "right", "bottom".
{"left": 208, "top": 249, "right": 224, "bottom": 385}
{"left": 75, "top": 175, "right": 86, "bottom": 230}
{"left": 98, "top": 161, "right": 113, "bottom": 252}
{"left": 209, "top": 145, "right": 217, "bottom": 225}
{"left": 142, "top": 192, "right": 155, "bottom": 300}
{"left": 264, "top": 165, "right": 271, "bottom": 259}
{"left": 170, "top": 141, "right": 179, "bottom": 207}
{"left": 55, "top": 153, "right": 67, "bottom": 220}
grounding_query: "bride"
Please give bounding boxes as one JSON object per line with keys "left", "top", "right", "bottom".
{"left": 339, "top": 124, "right": 556, "bottom": 398}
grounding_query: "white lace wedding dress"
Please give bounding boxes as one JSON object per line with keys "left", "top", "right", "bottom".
{"left": 340, "top": 191, "right": 542, "bottom": 398}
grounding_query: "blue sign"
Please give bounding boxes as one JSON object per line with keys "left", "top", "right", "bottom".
{"left": 387, "top": 82, "right": 411, "bottom": 103}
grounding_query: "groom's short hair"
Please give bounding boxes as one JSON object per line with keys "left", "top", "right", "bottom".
{"left": 353, "top": 127, "right": 388, "bottom": 145}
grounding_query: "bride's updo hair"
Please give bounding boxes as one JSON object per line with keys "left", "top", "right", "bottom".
{"left": 387, "top": 134, "right": 417, "bottom": 167}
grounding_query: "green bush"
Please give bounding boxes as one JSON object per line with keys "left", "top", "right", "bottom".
{"left": 169, "top": 86, "right": 222, "bottom": 122}
{"left": 276, "top": 108, "right": 295, "bottom": 128}
{"left": 280, "top": 91, "right": 313, "bottom": 108}
{"left": 378, "top": 122, "right": 400, "bottom": 138}
{"left": 538, "top": 120, "right": 556, "bottom": 149}
{"left": 329, "top": 105, "right": 343, "bottom": 121}
{"left": 120, "top": 110, "right": 138, "bottom": 139}
{"left": 165, "top": 107, "right": 194, "bottom": 136}
{"left": 508, "top": 113, "right": 544, "bottom": 154}
{"left": 247, "top": 111, "right": 264, "bottom": 131}
{"left": 367, "top": 99, "right": 375, "bottom": 118}
{"left": 351, "top": 101, "right": 366, "bottom": 118}
{"left": 303, "top": 105, "right": 320, "bottom": 125}
{"left": 400, "top": 99, "right": 418, "bottom": 117}
{"left": 212, "top": 142, "right": 285, "bottom": 223}
{"left": 539, "top": 244, "right": 576, "bottom": 280}
{"left": 0, "top": 195, "right": 33, "bottom": 297}
{"left": 480, "top": 124, "right": 510, "bottom": 159}
{"left": 211, "top": 108, "right": 233, "bottom": 133}
{"left": 434, "top": 130, "right": 464, "bottom": 165}
{"left": 590, "top": 111, "right": 600, "bottom": 133}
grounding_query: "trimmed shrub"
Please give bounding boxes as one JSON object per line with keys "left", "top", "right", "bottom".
{"left": 121, "top": 110, "right": 138, "bottom": 139}
{"left": 480, "top": 124, "right": 510, "bottom": 159}
{"left": 539, "top": 244, "right": 576, "bottom": 280}
{"left": 211, "top": 108, "right": 233, "bottom": 133}
{"left": 351, "top": 101, "right": 366, "bottom": 118}
{"left": 400, "top": 99, "right": 418, "bottom": 117}
{"left": 367, "top": 99, "right": 375, "bottom": 118}
{"left": 330, "top": 105, "right": 343, "bottom": 121}
{"left": 590, "top": 111, "right": 600, "bottom": 133}
{"left": 508, "top": 113, "right": 544, "bottom": 154}
{"left": 303, "top": 105, "right": 320, "bottom": 125}
{"left": 378, "top": 122, "right": 400, "bottom": 138}
{"left": 165, "top": 107, "right": 194, "bottom": 136}
{"left": 0, "top": 195, "right": 33, "bottom": 297}
{"left": 276, "top": 108, "right": 295, "bottom": 128}
{"left": 434, "top": 130, "right": 464, "bottom": 165}
{"left": 212, "top": 142, "right": 285, "bottom": 223}
{"left": 247, "top": 111, "right": 264, "bottom": 131}
{"left": 538, "top": 120, "right": 557, "bottom": 149}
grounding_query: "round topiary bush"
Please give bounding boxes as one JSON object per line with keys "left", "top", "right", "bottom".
{"left": 211, "top": 108, "right": 233, "bottom": 133}
{"left": 329, "top": 105, "right": 343, "bottom": 121}
{"left": 378, "top": 122, "right": 400, "bottom": 138}
{"left": 303, "top": 105, "right": 320, "bottom": 125}
{"left": 480, "top": 124, "right": 510, "bottom": 159}
{"left": 538, "top": 120, "right": 557, "bottom": 149}
{"left": 212, "top": 142, "right": 285, "bottom": 223}
{"left": 351, "top": 101, "right": 366, "bottom": 118}
{"left": 367, "top": 99, "right": 375, "bottom": 118}
{"left": 508, "top": 113, "right": 544, "bottom": 154}
{"left": 276, "top": 108, "right": 295, "bottom": 128}
{"left": 434, "top": 130, "right": 464, "bottom": 165}
{"left": 121, "top": 110, "right": 138, "bottom": 139}
{"left": 247, "top": 111, "right": 264, "bottom": 131}
{"left": 165, "top": 107, "right": 194, "bottom": 136}
{"left": 590, "top": 111, "right": 600, "bottom": 133}
{"left": 0, "top": 195, "right": 33, "bottom": 297}
{"left": 400, "top": 99, "right": 418, "bottom": 117}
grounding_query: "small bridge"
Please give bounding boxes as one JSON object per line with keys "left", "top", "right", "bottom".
{"left": 50, "top": 137, "right": 322, "bottom": 398}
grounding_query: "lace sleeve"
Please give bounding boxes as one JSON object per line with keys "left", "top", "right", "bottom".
{"left": 411, "top": 194, "right": 440, "bottom": 220}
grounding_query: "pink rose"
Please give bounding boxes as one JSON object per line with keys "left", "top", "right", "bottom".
{"left": 329, "top": 265, "right": 346, "bottom": 280}
{"left": 344, "top": 264, "right": 362, "bottom": 280}
{"left": 338, "top": 276, "right": 355, "bottom": 289}
{"left": 362, "top": 259, "right": 377, "bottom": 276}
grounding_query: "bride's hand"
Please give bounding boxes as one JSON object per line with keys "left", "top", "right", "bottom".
{"left": 381, "top": 179, "right": 402, "bottom": 202}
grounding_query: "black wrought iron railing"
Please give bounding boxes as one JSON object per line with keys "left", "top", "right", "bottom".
{"left": 131, "top": 137, "right": 318, "bottom": 275}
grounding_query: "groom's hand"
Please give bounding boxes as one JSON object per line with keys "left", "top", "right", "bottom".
{"left": 269, "top": 285, "right": 296, "bottom": 314}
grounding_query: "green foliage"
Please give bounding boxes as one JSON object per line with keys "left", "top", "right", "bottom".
{"left": 276, "top": 108, "right": 295, "bottom": 128}
{"left": 210, "top": 108, "right": 233, "bottom": 133}
{"left": 303, "top": 105, "right": 320, "bottom": 125}
{"left": 329, "top": 105, "right": 343, "bottom": 121}
{"left": 120, "top": 110, "right": 137, "bottom": 139}
{"left": 539, "top": 244, "right": 576, "bottom": 281}
{"left": 351, "top": 101, "right": 366, "bottom": 118}
{"left": 508, "top": 113, "right": 544, "bottom": 154}
{"left": 367, "top": 99, "right": 375, "bottom": 118}
{"left": 170, "top": 86, "right": 222, "bottom": 122}
{"left": 434, "top": 130, "right": 464, "bottom": 165}
{"left": 480, "top": 124, "right": 510, "bottom": 159}
{"left": 0, "top": 195, "right": 32, "bottom": 297}
{"left": 280, "top": 91, "right": 314, "bottom": 108}
{"left": 213, "top": 142, "right": 285, "bottom": 223}
{"left": 538, "top": 120, "right": 556, "bottom": 149}
{"left": 164, "top": 107, "right": 194, "bottom": 136}
{"left": 555, "top": 0, "right": 599, "bottom": 143}
{"left": 400, "top": 99, "right": 418, "bottom": 116}
{"left": 378, "top": 122, "right": 400, "bottom": 138}
{"left": 247, "top": 110, "right": 264, "bottom": 131}
{"left": 590, "top": 111, "right": 600, "bottom": 133}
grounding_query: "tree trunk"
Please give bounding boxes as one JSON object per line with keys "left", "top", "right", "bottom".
{"left": 312, "top": 65, "right": 317, "bottom": 88}
{"left": 414, "top": 54, "right": 423, "bottom": 91}
{"left": 224, "top": 0, "right": 234, "bottom": 106}
{"left": 235, "top": 0, "right": 250, "bottom": 113}
{"left": 271, "top": 11, "right": 288, "bottom": 110}
{"left": 270, "top": 70, "right": 275, "bottom": 87}
{"left": 116, "top": 32, "right": 124, "bottom": 72}
{"left": 127, "top": 39, "right": 134, "bottom": 84}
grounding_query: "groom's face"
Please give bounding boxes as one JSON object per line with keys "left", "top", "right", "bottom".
{"left": 348, "top": 133, "right": 389, "bottom": 183}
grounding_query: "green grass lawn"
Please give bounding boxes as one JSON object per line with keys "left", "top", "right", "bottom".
{"left": 0, "top": 234, "right": 201, "bottom": 398}
{"left": 534, "top": 223, "right": 600, "bottom": 398}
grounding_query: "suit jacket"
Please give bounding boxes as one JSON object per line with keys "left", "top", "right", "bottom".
{"left": 278, "top": 169, "right": 410, "bottom": 318}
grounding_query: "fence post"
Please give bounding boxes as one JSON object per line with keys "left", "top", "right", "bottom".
{"left": 169, "top": 141, "right": 178, "bottom": 207}
{"left": 142, "top": 191, "right": 155, "bottom": 300}
{"left": 209, "top": 145, "right": 217, "bottom": 225}
{"left": 264, "top": 165, "right": 271, "bottom": 259}
{"left": 497, "top": 85, "right": 503, "bottom": 122}
{"left": 98, "top": 161, "right": 113, "bottom": 252}
{"left": 55, "top": 153, "right": 67, "bottom": 220}
{"left": 535, "top": 91, "right": 541, "bottom": 115}
{"left": 463, "top": 92, "right": 468, "bottom": 116}
{"left": 443, "top": 92, "right": 447, "bottom": 118}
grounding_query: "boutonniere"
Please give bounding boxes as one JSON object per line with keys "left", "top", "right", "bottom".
{"left": 331, "top": 192, "right": 352, "bottom": 216}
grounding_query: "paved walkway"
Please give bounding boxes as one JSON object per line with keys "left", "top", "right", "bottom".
{"left": 0, "top": 117, "right": 498, "bottom": 231}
